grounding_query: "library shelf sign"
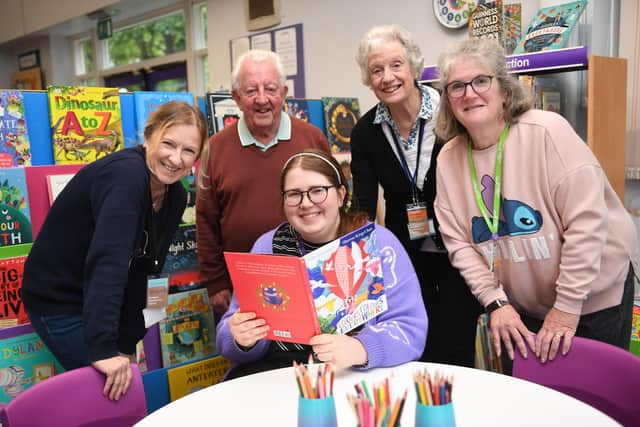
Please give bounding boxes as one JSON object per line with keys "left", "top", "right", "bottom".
{"left": 420, "top": 45, "right": 589, "bottom": 82}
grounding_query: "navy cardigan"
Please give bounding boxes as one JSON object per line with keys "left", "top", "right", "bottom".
{"left": 22, "top": 146, "right": 186, "bottom": 361}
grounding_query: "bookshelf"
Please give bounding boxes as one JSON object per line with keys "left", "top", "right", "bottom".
{"left": 421, "top": 46, "right": 627, "bottom": 200}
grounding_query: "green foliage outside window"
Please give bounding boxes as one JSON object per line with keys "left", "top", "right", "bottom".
{"left": 107, "top": 12, "right": 186, "bottom": 67}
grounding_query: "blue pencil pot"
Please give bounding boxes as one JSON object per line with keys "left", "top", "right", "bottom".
{"left": 297, "top": 395, "right": 338, "bottom": 427}
{"left": 415, "top": 401, "right": 456, "bottom": 427}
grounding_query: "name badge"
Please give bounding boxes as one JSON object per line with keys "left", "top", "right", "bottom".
{"left": 406, "top": 203, "right": 429, "bottom": 240}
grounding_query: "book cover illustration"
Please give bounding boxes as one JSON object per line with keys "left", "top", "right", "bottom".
{"left": 0, "top": 168, "right": 32, "bottom": 247}
{"left": 0, "top": 331, "right": 65, "bottom": 403}
{"left": 322, "top": 97, "right": 360, "bottom": 155}
{"left": 630, "top": 302, "right": 640, "bottom": 357}
{"left": 205, "top": 92, "right": 241, "bottom": 136}
{"left": 513, "top": 0, "right": 587, "bottom": 54}
{"left": 0, "top": 245, "right": 31, "bottom": 328}
{"left": 161, "top": 224, "right": 201, "bottom": 294}
{"left": 48, "top": 85, "right": 124, "bottom": 165}
{"left": 0, "top": 91, "right": 31, "bottom": 167}
{"left": 225, "top": 223, "right": 387, "bottom": 344}
{"left": 159, "top": 288, "right": 216, "bottom": 368}
{"left": 285, "top": 99, "right": 310, "bottom": 122}
{"left": 166, "top": 355, "right": 230, "bottom": 402}
{"left": 46, "top": 173, "right": 75, "bottom": 206}
{"left": 133, "top": 91, "right": 195, "bottom": 143}
{"left": 468, "top": 0, "right": 503, "bottom": 42}
{"left": 179, "top": 166, "right": 197, "bottom": 225}
{"left": 503, "top": 3, "right": 522, "bottom": 55}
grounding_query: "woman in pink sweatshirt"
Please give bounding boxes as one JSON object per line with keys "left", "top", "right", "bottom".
{"left": 433, "top": 38, "right": 637, "bottom": 366}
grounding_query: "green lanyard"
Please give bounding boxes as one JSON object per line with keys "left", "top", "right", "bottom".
{"left": 467, "top": 124, "right": 510, "bottom": 241}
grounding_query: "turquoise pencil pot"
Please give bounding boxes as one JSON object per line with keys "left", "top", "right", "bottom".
{"left": 414, "top": 402, "right": 456, "bottom": 427}
{"left": 297, "top": 396, "right": 338, "bottom": 427}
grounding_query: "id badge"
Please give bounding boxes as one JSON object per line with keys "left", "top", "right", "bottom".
{"left": 146, "top": 275, "right": 169, "bottom": 309}
{"left": 406, "top": 203, "right": 429, "bottom": 240}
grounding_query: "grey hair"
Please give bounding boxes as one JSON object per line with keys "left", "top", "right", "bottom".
{"left": 355, "top": 24, "right": 424, "bottom": 87}
{"left": 231, "top": 49, "right": 286, "bottom": 90}
{"left": 434, "top": 38, "right": 532, "bottom": 141}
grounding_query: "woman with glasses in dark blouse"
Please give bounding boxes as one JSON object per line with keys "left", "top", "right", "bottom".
{"left": 216, "top": 149, "right": 427, "bottom": 379}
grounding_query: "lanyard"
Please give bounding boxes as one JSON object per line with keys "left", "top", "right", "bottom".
{"left": 390, "top": 118, "right": 426, "bottom": 193}
{"left": 467, "top": 124, "right": 510, "bottom": 241}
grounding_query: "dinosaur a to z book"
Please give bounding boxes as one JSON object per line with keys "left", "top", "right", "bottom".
{"left": 48, "top": 85, "right": 124, "bottom": 165}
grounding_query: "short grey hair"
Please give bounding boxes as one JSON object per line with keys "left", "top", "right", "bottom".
{"left": 355, "top": 24, "right": 424, "bottom": 87}
{"left": 434, "top": 38, "right": 532, "bottom": 141}
{"left": 231, "top": 49, "right": 286, "bottom": 90}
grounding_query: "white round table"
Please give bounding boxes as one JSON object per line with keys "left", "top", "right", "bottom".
{"left": 135, "top": 361, "right": 620, "bottom": 426}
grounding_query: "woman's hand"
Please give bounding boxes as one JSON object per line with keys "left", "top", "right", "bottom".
{"left": 309, "top": 334, "right": 368, "bottom": 370}
{"left": 91, "top": 355, "right": 132, "bottom": 401}
{"left": 489, "top": 305, "right": 536, "bottom": 360}
{"left": 535, "top": 307, "right": 579, "bottom": 363}
{"left": 229, "top": 311, "right": 269, "bottom": 348}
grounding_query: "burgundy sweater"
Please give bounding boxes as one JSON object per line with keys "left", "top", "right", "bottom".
{"left": 196, "top": 117, "right": 329, "bottom": 295}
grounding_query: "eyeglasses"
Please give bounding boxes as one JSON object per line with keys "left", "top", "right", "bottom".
{"left": 444, "top": 75, "right": 494, "bottom": 98}
{"left": 282, "top": 186, "right": 336, "bottom": 207}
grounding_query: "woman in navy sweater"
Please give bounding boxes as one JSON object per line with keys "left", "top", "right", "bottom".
{"left": 22, "top": 101, "right": 207, "bottom": 400}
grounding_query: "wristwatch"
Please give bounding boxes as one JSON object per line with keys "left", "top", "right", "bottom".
{"left": 485, "top": 299, "right": 510, "bottom": 314}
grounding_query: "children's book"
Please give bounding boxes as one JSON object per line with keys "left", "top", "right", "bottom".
{"left": 321, "top": 97, "right": 360, "bottom": 155}
{"left": 159, "top": 288, "right": 216, "bottom": 368}
{"left": 0, "top": 244, "right": 31, "bottom": 328}
{"left": 204, "top": 92, "right": 241, "bottom": 136}
{"left": 0, "top": 325, "right": 65, "bottom": 403}
{"left": 503, "top": 3, "right": 522, "bottom": 55}
{"left": 161, "top": 224, "right": 202, "bottom": 294}
{"left": 0, "top": 168, "right": 32, "bottom": 247}
{"left": 468, "top": 0, "right": 503, "bottom": 42}
{"left": 513, "top": 0, "right": 587, "bottom": 54}
{"left": 133, "top": 91, "right": 195, "bottom": 143}
{"left": 47, "top": 85, "right": 124, "bottom": 164}
{"left": 46, "top": 173, "right": 75, "bottom": 206}
{"left": 285, "top": 99, "right": 326, "bottom": 135}
{"left": 0, "top": 91, "right": 31, "bottom": 167}
{"left": 166, "top": 355, "right": 230, "bottom": 402}
{"left": 630, "top": 302, "right": 640, "bottom": 357}
{"left": 179, "top": 166, "right": 197, "bottom": 225}
{"left": 225, "top": 223, "right": 387, "bottom": 345}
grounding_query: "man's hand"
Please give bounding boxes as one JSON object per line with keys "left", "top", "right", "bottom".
{"left": 210, "top": 289, "right": 232, "bottom": 314}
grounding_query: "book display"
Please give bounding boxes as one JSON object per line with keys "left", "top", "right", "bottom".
{"left": 225, "top": 223, "right": 387, "bottom": 344}
{"left": 133, "top": 91, "right": 195, "bottom": 143}
{"left": 0, "top": 91, "right": 31, "bottom": 167}
{"left": 503, "top": 3, "right": 522, "bottom": 55}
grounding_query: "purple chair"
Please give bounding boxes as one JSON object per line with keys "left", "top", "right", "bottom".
{"left": 513, "top": 336, "right": 640, "bottom": 426}
{"left": 1, "top": 364, "right": 148, "bottom": 427}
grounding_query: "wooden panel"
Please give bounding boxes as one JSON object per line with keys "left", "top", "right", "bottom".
{"left": 0, "top": 0, "right": 25, "bottom": 44}
{"left": 588, "top": 55, "right": 627, "bottom": 200}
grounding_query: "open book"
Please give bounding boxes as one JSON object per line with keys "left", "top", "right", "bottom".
{"left": 224, "top": 223, "right": 388, "bottom": 344}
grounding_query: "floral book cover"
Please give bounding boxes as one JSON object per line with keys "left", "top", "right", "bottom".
{"left": 321, "top": 97, "right": 360, "bottom": 155}
{"left": 0, "top": 91, "right": 31, "bottom": 167}
{"left": 513, "top": 0, "right": 587, "bottom": 54}
{"left": 0, "top": 168, "right": 32, "bottom": 247}
{"left": 159, "top": 288, "right": 216, "bottom": 368}
{"left": 225, "top": 222, "right": 387, "bottom": 345}
{"left": 48, "top": 85, "right": 124, "bottom": 165}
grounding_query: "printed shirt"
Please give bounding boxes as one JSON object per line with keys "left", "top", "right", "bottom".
{"left": 238, "top": 112, "right": 291, "bottom": 151}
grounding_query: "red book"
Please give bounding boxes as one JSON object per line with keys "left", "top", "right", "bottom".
{"left": 0, "top": 244, "right": 32, "bottom": 328}
{"left": 224, "top": 223, "right": 387, "bottom": 345}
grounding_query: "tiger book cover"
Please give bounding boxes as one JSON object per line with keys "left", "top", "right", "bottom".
{"left": 47, "top": 85, "right": 124, "bottom": 165}
{"left": 167, "top": 355, "right": 231, "bottom": 402}
{"left": 0, "top": 168, "right": 32, "bottom": 247}
{"left": 224, "top": 222, "right": 387, "bottom": 345}
{"left": 321, "top": 97, "right": 360, "bottom": 155}
{"left": 159, "top": 288, "right": 216, "bottom": 368}
{"left": 0, "top": 90, "right": 31, "bottom": 167}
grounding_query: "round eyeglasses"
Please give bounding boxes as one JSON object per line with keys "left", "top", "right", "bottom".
{"left": 282, "top": 185, "right": 336, "bottom": 207}
{"left": 445, "top": 75, "right": 494, "bottom": 98}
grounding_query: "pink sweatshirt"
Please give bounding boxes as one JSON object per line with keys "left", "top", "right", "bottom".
{"left": 435, "top": 109, "right": 637, "bottom": 319}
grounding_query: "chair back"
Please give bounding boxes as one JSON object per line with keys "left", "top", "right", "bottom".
{"left": 1, "top": 363, "right": 148, "bottom": 427}
{"left": 513, "top": 336, "right": 640, "bottom": 426}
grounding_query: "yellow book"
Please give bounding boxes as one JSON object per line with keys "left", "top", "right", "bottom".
{"left": 47, "top": 85, "right": 123, "bottom": 165}
{"left": 167, "top": 355, "right": 231, "bottom": 402}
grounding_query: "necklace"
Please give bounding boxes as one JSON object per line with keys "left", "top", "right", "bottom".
{"left": 152, "top": 184, "right": 168, "bottom": 211}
